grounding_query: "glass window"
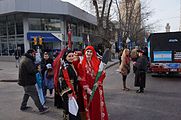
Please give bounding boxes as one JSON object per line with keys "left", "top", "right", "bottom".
{"left": 16, "top": 16, "right": 23, "bottom": 35}
{"left": 77, "top": 25, "right": 82, "bottom": 36}
{"left": 7, "top": 16, "right": 15, "bottom": 35}
{"left": 71, "top": 23, "right": 77, "bottom": 36}
{"left": 0, "top": 17, "right": 7, "bottom": 36}
{"left": 41, "top": 18, "right": 47, "bottom": 31}
{"left": 0, "top": 38, "right": 2, "bottom": 55}
{"left": 1, "top": 37, "right": 7, "bottom": 43}
{"left": 16, "top": 21, "right": 23, "bottom": 35}
{"left": 1, "top": 39, "right": 8, "bottom": 55}
{"left": 9, "top": 35, "right": 16, "bottom": 55}
{"left": 84, "top": 24, "right": 90, "bottom": 33}
{"left": 29, "top": 18, "right": 61, "bottom": 31}
{"left": 46, "top": 19, "right": 61, "bottom": 31}
{"left": 16, "top": 35, "right": 24, "bottom": 44}
{"left": 28, "top": 18, "right": 42, "bottom": 30}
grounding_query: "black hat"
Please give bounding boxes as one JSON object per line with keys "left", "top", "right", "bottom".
{"left": 137, "top": 49, "right": 144, "bottom": 53}
{"left": 27, "top": 49, "right": 35, "bottom": 54}
{"left": 62, "top": 49, "right": 74, "bottom": 61}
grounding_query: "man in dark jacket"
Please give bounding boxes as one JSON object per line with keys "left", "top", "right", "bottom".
{"left": 18, "top": 49, "right": 49, "bottom": 114}
{"left": 14, "top": 47, "right": 21, "bottom": 68}
{"left": 133, "top": 50, "right": 148, "bottom": 93}
{"left": 41, "top": 52, "right": 53, "bottom": 96}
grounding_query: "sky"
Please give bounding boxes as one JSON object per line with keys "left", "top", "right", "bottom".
{"left": 62, "top": 0, "right": 180, "bottom": 32}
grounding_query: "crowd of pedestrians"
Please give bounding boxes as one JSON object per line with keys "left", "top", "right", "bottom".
{"left": 17, "top": 45, "right": 148, "bottom": 119}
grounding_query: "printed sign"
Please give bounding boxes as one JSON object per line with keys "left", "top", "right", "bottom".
{"left": 174, "top": 51, "right": 181, "bottom": 62}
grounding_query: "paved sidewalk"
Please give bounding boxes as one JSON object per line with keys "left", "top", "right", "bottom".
{"left": 0, "top": 59, "right": 119, "bottom": 82}
{"left": 0, "top": 61, "right": 18, "bottom": 81}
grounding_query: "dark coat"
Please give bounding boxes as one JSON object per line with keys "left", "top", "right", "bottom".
{"left": 134, "top": 55, "right": 148, "bottom": 87}
{"left": 41, "top": 57, "right": 53, "bottom": 79}
{"left": 14, "top": 49, "right": 21, "bottom": 59}
{"left": 59, "top": 62, "right": 78, "bottom": 114}
{"left": 18, "top": 53, "right": 38, "bottom": 86}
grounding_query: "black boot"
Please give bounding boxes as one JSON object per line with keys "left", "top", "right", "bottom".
{"left": 136, "top": 87, "right": 144, "bottom": 93}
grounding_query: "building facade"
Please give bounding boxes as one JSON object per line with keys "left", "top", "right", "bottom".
{"left": 0, "top": 0, "right": 96, "bottom": 60}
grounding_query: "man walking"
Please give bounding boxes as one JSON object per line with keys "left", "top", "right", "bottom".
{"left": 18, "top": 49, "right": 49, "bottom": 114}
{"left": 14, "top": 47, "right": 21, "bottom": 68}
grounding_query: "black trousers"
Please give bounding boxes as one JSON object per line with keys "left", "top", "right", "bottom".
{"left": 135, "top": 71, "right": 146, "bottom": 88}
{"left": 21, "top": 85, "right": 44, "bottom": 111}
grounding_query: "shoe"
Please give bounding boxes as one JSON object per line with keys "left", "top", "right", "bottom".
{"left": 63, "top": 113, "right": 69, "bottom": 120}
{"left": 125, "top": 87, "right": 130, "bottom": 91}
{"left": 20, "top": 106, "right": 32, "bottom": 111}
{"left": 39, "top": 107, "right": 49, "bottom": 114}
{"left": 122, "top": 87, "right": 130, "bottom": 91}
{"left": 136, "top": 89, "right": 144, "bottom": 93}
{"left": 43, "top": 105, "right": 49, "bottom": 109}
{"left": 48, "top": 94, "right": 54, "bottom": 99}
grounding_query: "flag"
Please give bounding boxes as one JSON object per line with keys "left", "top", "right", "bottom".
{"left": 88, "top": 48, "right": 109, "bottom": 107}
{"left": 68, "top": 30, "right": 72, "bottom": 49}
{"left": 53, "top": 48, "right": 67, "bottom": 90}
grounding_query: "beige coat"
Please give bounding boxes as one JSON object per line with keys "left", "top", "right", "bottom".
{"left": 119, "top": 55, "right": 130, "bottom": 76}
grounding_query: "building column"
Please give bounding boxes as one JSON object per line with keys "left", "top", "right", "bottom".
{"left": 23, "top": 17, "right": 30, "bottom": 52}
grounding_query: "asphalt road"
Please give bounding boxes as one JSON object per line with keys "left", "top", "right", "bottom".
{"left": 104, "top": 64, "right": 181, "bottom": 120}
{"left": 0, "top": 63, "right": 181, "bottom": 120}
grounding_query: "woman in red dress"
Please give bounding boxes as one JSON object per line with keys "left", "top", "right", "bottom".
{"left": 78, "top": 46, "right": 109, "bottom": 120}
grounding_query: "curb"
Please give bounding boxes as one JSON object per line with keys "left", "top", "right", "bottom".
{"left": 0, "top": 80, "right": 18, "bottom": 82}
{"left": 105, "top": 61, "right": 119, "bottom": 69}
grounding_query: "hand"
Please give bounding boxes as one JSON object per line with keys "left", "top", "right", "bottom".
{"left": 83, "top": 85, "right": 89, "bottom": 90}
{"left": 98, "top": 81, "right": 102, "bottom": 86}
{"left": 68, "top": 93, "right": 73, "bottom": 99}
{"left": 86, "top": 88, "right": 92, "bottom": 95}
{"left": 74, "top": 53, "right": 79, "bottom": 61}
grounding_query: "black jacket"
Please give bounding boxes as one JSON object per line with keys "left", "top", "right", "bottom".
{"left": 134, "top": 55, "right": 148, "bottom": 87}
{"left": 59, "top": 62, "right": 78, "bottom": 97}
{"left": 14, "top": 49, "right": 21, "bottom": 59}
{"left": 41, "top": 57, "right": 53, "bottom": 79}
{"left": 18, "top": 53, "right": 38, "bottom": 86}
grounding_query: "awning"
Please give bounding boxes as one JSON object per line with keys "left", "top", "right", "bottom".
{"left": 27, "top": 32, "right": 63, "bottom": 42}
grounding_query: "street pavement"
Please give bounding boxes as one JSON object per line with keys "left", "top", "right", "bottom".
{"left": 104, "top": 64, "right": 181, "bottom": 120}
{"left": 0, "top": 59, "right": 119, "bottom": 120}
{"left": 2, "top": 60, "right": 181, "bottom": 120}
{"left": 0, "top": 61, "right": 18, "bottom": 81}
{"left": 0, "top": 59, "right": 119, "bottom": 82}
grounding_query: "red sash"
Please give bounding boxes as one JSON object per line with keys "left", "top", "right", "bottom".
{"left": 62, "top": 68, "right": 76, "bottom": 98}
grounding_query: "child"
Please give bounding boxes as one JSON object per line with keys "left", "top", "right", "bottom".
{"left": 35, "top": 63, "right": 45, "bottom": 105}
{"left": 44, "top": 63, "right": 54, "bottom": 98}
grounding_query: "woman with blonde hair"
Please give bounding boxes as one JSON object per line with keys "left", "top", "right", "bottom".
{"left": 119, "top": 48, "right": 130, "bottom": 91}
